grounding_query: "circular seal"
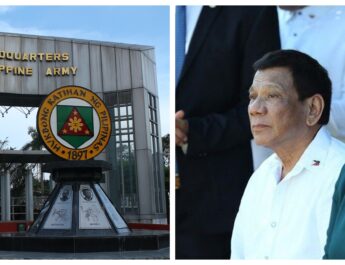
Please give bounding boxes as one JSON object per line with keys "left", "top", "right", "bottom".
{"left": 37, "top": 85, "right": 111, "bottom": 160}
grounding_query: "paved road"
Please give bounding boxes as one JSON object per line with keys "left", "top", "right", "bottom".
{"left": 0, "top": 248, "right": 169, "bottom": 259}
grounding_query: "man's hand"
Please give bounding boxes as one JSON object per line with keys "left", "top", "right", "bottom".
{"left": 175, "top": 110, "right": 189, "bottom": 147}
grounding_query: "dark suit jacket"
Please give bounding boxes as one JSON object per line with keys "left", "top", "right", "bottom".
{"left": 176, "top": 6, "right": 280, "bottom": 235}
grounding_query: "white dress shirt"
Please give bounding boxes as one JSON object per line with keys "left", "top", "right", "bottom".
{"left": 231, "top": 127, "right": 345, "bottom": 259}
{"left": 278, "top": 6, "right": 345, "bottom": 143}
{"left": 252, "top": 6, "right": 345, "bottom": 170}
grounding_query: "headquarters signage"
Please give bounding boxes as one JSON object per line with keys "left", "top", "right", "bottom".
{"left": 0, "top": 32, "right": 148, "bottom": 97}
{"left": 0, "top": 51, "right": 77, "bottom": 76}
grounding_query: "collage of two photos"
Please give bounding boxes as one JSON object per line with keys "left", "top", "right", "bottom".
{"left": 0, "top": 4, "right": 345, "bottom": 260}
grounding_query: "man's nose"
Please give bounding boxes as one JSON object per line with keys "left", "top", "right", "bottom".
{"left": 248, "top": 97, "right": 267, "bottom": 116}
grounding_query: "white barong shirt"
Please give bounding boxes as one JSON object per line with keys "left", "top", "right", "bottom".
{"left": 231, "top": 127, "right": 345, "bottom": 259}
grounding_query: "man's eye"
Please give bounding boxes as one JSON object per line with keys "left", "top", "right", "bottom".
{"left": 249, "top": 94, "right": 256, "bottom": 100}
{"left": 267, "top": 94, "right": 279, "bottom": 99}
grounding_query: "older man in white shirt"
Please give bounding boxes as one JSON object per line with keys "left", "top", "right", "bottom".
{"left": 252, "top": 6, "right": 345, "bottom": 170}
{"left": 231, "top": 50, "right": 345, "bottom": 259}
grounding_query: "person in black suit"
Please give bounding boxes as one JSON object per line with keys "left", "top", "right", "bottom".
{"left": 175, "top": 6, "right": 280, "bottom": 259}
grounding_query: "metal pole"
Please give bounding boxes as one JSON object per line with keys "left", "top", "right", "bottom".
{"left": 25, "top": 169, "right": 34, "bottom": 221}
{"left": 1, "top": 170, "right": 11, "bottom": 221}
{"left": 0, "top": 170, "right": 4, "bottom": 220}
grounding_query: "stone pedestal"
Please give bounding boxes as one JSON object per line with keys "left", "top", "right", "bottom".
{"left": 0, "top": 160, "right": 168, "bottom": 253}
{"left": 29, "top": 160, "right": 130, "bottom": 236}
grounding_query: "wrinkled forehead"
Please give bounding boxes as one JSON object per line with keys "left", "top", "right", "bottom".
{"left": 252, "top": 67, "right": 294, "bottom": 91}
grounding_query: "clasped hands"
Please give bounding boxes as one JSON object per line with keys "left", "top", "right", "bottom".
{"left": 175, "top": 110, "right": 189, "bottom": 147}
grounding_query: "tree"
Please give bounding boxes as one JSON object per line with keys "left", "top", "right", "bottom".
{"left": 161, "top": 134, "right": 170, "bottom": 223}
{"left": 22, "top": 126, "right": 43, "bottom": 151}
{"left": 22, "top": 126, "right": 46, "bottom": 194}
{"left": 0, "top": 138, "right": 27, "bottom": 198}
{"left": 1, "top": 133, "right": 45, "bottom": 220}
{"left": 0, "top": 138, "right": 13, "bottom": 173}
{"left": 0, "top": 138, "right": 9, "bottom": 150}
{"left": 10, "top": 164, "right": 29, "bottom": 197}
{"left": 162, "top": 134, "right": 170, "bottom": 168}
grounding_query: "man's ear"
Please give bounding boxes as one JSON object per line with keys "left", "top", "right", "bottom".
{"left": 305, "top": 94, "right": 324, "bottom": 126}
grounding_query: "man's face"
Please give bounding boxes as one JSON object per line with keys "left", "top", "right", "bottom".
{"left": 248, "top": 67, "right": 308, "bottom": 150}
{"left": 83, "top": 189, "right": 92, "bottom": 199}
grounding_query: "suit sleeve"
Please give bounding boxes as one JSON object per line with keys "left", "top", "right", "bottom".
{"left": 184, "top": 7, "right": 280, "bottom": 157}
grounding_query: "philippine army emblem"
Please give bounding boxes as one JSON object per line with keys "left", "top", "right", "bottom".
{"left": 37, "top": 86, "right": 111, "bottom": 160}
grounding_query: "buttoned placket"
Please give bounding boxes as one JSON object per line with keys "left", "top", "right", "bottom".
{"left": 263, "top": 178, "right": 289, "bottom": 259}
{"left": 262, "top": 160, "right": 305, "bottom": 259}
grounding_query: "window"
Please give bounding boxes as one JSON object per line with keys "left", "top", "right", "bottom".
{"left": 148, "top": 92, "right": 164, "bottom": 213}
{"left": 107, "top": 91, "right": 138, "bottom": 215}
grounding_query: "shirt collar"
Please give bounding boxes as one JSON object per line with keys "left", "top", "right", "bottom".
{"left": 294, "top": 126, "right": 330, "bottom": 172}
{"left": 269, "top": 126, "right": 331, "bottom": 182}
{"left": 277, "top": 6, "right": 333, "bottom": 24}
{"left": 277, "top": 6, "right": 296, "bottom": 24}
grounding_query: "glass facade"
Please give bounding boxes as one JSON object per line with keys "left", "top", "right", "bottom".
{"left": 106, "top": 91, "right": 138, "bottom": 215}
{"left": 105, "top": 89, "right": 166, "bottom": 221}
{"left": 148, "top": 92, "right": 164, "bottom": 214}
